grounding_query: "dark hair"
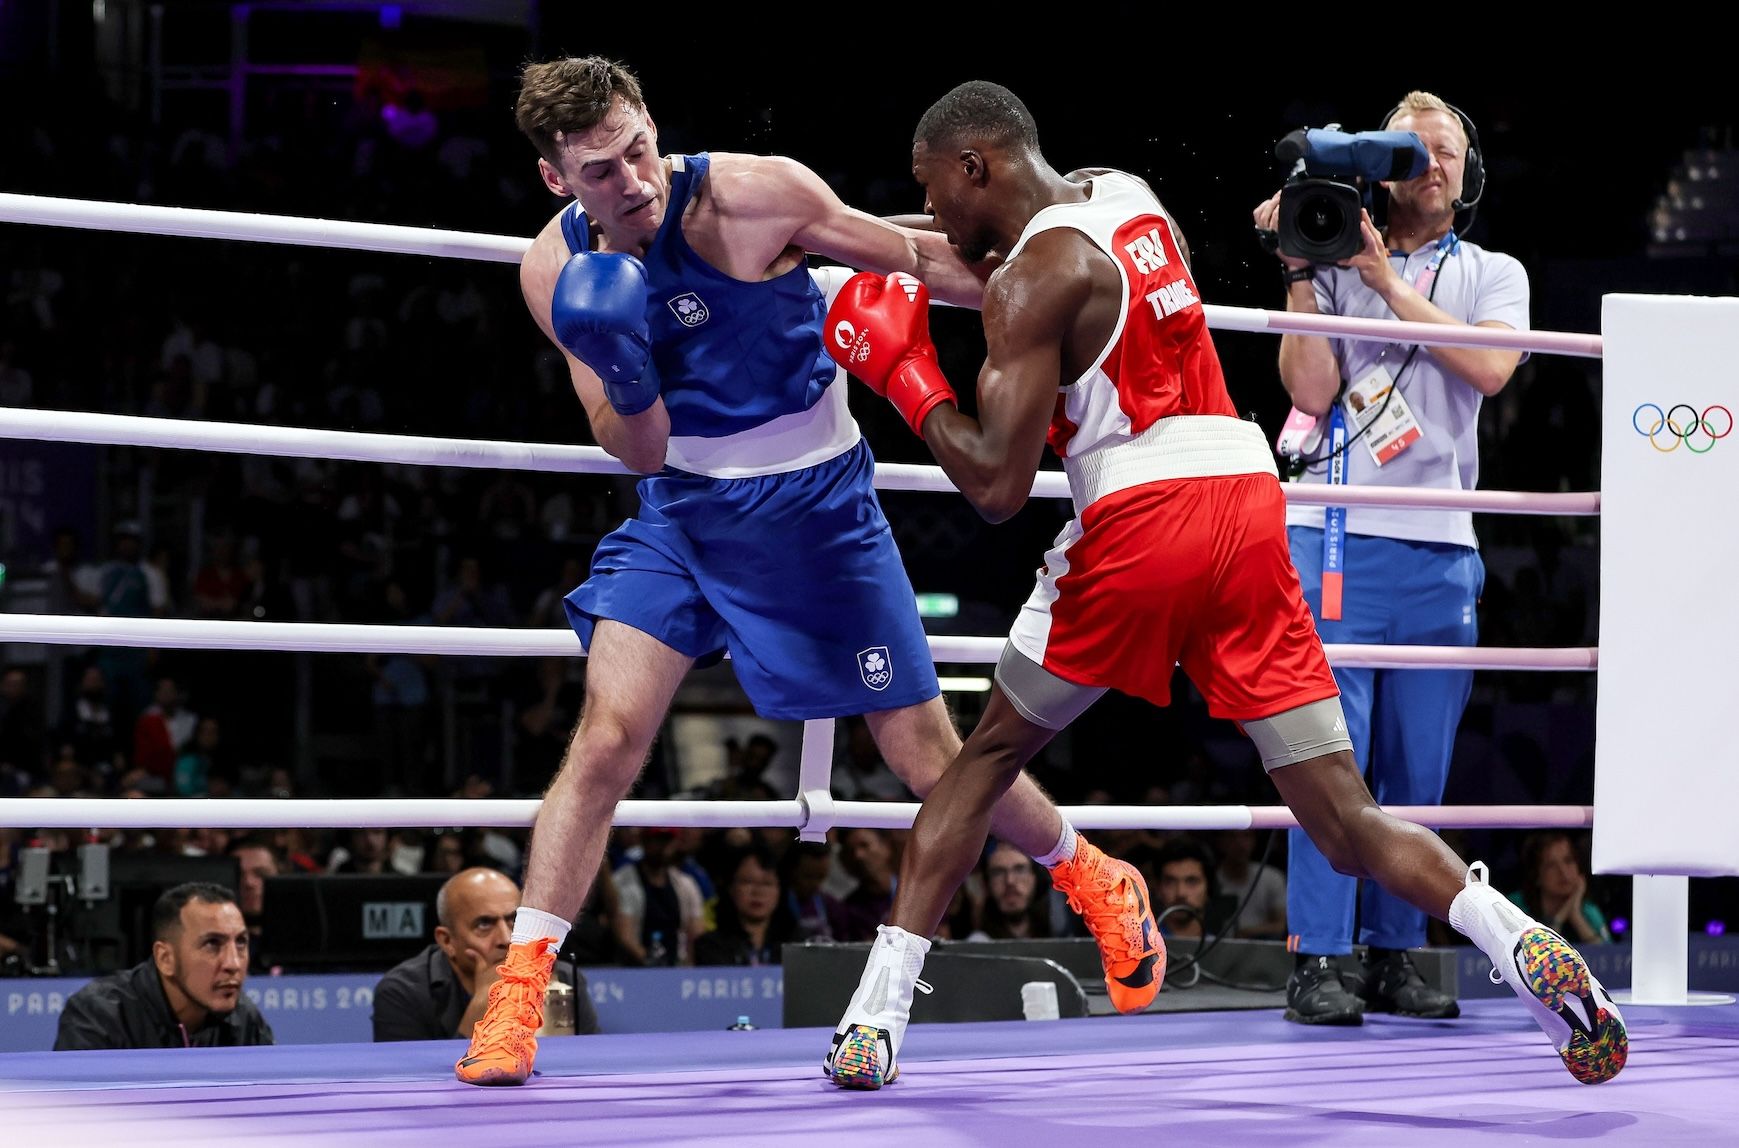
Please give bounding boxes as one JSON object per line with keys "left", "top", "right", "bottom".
{"left": 978, "top": 843, "right": 1052, "bottom": 940}
{"left": 514, "top": 56, "right": 646, "bottom": 167}
{"left": 1154, "top": 838, "right": 1216, "bottom": 894}
{"left": 1517, "top": 831, "right": 1581, "bottom": 918}
{"left": 713, "top": 844, "right": 796, "bottom": 942}
{"left": 778, "top": 840, "right": 832, "bottom": 881}
{"left": 914, "top": 80, "right": 1040, "bottom": 153}
{"left": 151, "top": 882, "right": 238, "bottom": 941}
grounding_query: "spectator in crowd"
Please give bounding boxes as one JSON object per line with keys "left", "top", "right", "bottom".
{"left": 561, "top": 854, "right": 626, "bottom": 966}
{"left": 708, "top": 733, "right": 780, "bottom": 802}
{"left": 834, "top": 716, "right": 910, "bottom": 801}
{"left": 968, "top": 841, "right": 1052, "bottom": 941}
{"left": 694, "top": 844, "right": 794, "bottom": 966}
{"left": 41, "top": 528, "right": 101, "bottom": 616}
{"left": 330, "top": 828, "right": 392, "bottom": 874}
{"left": 780, "top": 841, "right": 851, "bottom": 943}
{"left": 612, "top": 828, "right": 703, "bottom": 966}
{"left": 55, "top": 883, "right": 273, "bottom": 1049}
{"left": 1155, "top": 839, "right": 1217, "bottom": 941}
{"left": 427, "top": 832, "right": 467, "bottom": 875}
{"left": 838, "top": 827, "right": 898, "bottom": 942}
{"left": 190, "top": 532, "right": 248, "bottom": 618}
{"left": 1510, "top": 832, "right": 1611, "bottom": 944}
{"left": 61, "top": 664, "right": 120, "bottom": 777}
{"left": 132, "top": 676, "right": 197, "bottom": 792}
{"left": 227, "top": 836, "right": 280, "bottom": 964}
{"left": 1213, "top": 829, "right": 1288, "bottom": 940}
{"left": 373, "top": 867, "right": 598, "bottom": 1041}
{"left": 0, "top": 667, "right": 45, "bottom": 782}
{"left": 173, "top": 716, "right": 224, "bottom": 796}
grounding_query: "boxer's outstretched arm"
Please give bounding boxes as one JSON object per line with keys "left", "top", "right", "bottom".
{"left": 717, "top": 154, "right": 986, "bottom": 308}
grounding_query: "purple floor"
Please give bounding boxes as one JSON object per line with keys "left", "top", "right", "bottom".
{"left": 3, "top": 1000, "right": 1735, "bottom": 1145}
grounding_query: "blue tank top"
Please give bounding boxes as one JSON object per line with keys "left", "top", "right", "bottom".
{"left": 559, "top": 153, "right": 837, "bottom": 439}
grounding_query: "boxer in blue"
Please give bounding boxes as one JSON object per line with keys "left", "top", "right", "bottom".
{"left": 456, "top": 57, "right": 1160, "bottom": 1086}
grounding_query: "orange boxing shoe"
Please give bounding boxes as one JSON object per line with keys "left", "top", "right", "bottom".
{"left": 1050, "top": 837, "right": 1164, "bottom": 1013}
{"left": 454, "top": 938, "right": 557, "bottom": 1086}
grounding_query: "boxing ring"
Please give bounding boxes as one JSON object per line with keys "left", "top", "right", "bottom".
{"left": 2, "top": 192, "right": 1737, "bottom": 1142}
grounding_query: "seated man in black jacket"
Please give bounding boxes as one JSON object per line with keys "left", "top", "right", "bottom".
{"left": 373, "top": 866, "right": 597, "bottom": 1041}
{"left": 55, "top": 881, "right": 274, "bottom": 1050}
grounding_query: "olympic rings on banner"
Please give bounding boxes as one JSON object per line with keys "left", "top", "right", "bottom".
{"left": 1632, "top": 402, "right": 1734, "bottom": 453}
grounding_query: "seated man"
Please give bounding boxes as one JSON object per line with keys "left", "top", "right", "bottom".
{"left": 1154, "top": 839, "right": 1217, "bottom": 941}
{"left": 967, "top": 841, "right": 1052, "bottom": 941}
{"left": 55, "top": 882, "right": 273, "bottom": 1049}
{"left": 373, "top": 867, "right": 599, "bottom": 1041}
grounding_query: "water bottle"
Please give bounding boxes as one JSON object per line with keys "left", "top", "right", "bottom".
{"left": 728, "top": 1015, "right": 756, "bottom": 1031}
{"left": 646, "top": 930, "right": 668, "bottom": 967}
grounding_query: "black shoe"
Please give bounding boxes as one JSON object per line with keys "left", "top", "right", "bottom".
{"left": 1284, "top": 954, "right": 1365, "bottom": 1026}
{"left": 1359, "top": 949, "right": 1461, "bottom": 1019}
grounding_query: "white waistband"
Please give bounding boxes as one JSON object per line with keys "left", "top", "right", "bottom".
{"left": 1063, "top": 415, "right": 1278, "bottom": 510}
{"left": 663, "top": 373, "right": 861, "bottom": 478}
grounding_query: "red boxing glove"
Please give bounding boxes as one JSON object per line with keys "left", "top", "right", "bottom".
{"left": 825, "top": 271, "right": 957, "bottom": 438}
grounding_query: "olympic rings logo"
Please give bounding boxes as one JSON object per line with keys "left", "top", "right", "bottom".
{"left": 1632, "top": 403, "right": 1733, "bottom": 453}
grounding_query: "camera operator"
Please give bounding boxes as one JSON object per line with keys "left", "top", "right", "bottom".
{"left": 1250, "top": 91, "right": 1528, "bottom": 1028}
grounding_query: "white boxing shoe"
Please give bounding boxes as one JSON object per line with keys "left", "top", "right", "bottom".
{"left": 1451, "top": 862, "right": 1628, "bottom": 1084}
{"left": 824, "top": 925, "right": 932, "bottom": 1090}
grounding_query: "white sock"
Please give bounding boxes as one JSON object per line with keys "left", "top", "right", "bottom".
{"left": 1447, "top": 861, "right": 1536, "bottom": 968}
{"left": 510, "top": 905, "right": 572, "bottom": 955}
{"left": 1033, "top": 820, "right": 1078, "bottom": 868}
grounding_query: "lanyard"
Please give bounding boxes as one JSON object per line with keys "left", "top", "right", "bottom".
{"left": 1321, "top": 405, "right": 1348, "bottom": 621}
{"left": 1318, "top": 229, "right": 1457, "bottom": 623}
{"left": 1413, "top": 229, "right": 1460, "bottom": 296}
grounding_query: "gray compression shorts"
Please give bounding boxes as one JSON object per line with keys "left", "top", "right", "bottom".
{"left": 1241, "top": 695, "right": 1354, "bottom": 772}
{"left": 994, "top": 642, "right": 1107, "bottom": 730}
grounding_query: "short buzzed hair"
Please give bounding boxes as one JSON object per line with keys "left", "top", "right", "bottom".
{"left": 436, "top": 866, "right": 517, "bottom": 929}
{"left": 915, "top": 80, "right": 1040, "bottom": 153}
{"left": 152, "top": 883, "right": 238, "bottom": 941}
{"left": 514, "top": 56, "right": 646, "bottom": 166}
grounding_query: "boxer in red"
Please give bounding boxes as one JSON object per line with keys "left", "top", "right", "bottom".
{"left": 821, "top": 80, "right": 1626, "bottom": 1092}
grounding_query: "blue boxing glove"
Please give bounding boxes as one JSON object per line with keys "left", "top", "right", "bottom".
{"left": 551, "top": 251, "right": 662, "bottom": 416}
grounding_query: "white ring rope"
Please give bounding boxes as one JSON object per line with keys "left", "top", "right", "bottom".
{"left": 0, "top": 615, "right": 1598, "bottom": 670}
{"left": 1207, "top": 304, "right": 1603, "bottom": 359}
{"left": 0, "top": 797, "right": 1591, "bottom": 832}
{"left": 0, "top": 192, "right": 1601, "bottom": 358}
{"left": 0, "top": 408, "right": 1602, "bottom": 515}
{"left": 0, "top": 192, "right": 530, "bottom": 263}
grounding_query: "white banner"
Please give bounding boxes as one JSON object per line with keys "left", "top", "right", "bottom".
{"left": 1594, "top": 294, "right": 1739, "bottom": 876}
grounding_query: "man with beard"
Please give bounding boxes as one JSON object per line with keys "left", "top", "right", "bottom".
{"left": 56, "top": 883, "right": 272, "bottom": 1049}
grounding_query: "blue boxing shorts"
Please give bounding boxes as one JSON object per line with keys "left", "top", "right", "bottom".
{"left": 564, "top": 439, "right": 939, "bottom": 721}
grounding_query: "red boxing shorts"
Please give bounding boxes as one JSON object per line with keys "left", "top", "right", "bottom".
{"left": 1007, "top": 472, "right": 1338, "bottom": 721}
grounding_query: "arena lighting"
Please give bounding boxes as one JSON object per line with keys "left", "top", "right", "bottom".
{"left": 915, "top": 592, "right": 959, "bottom": 618}
{"left": 937, "top": 676, "right": 992, "bottom": 692}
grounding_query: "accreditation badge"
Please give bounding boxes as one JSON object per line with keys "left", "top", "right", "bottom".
{"left": 1343, "top": 363, "right": 1422, "bottom": 466}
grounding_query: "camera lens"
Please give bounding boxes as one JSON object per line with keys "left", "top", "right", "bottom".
{"left": 1298, "top": 195, "right": 1347, "bottom": 245}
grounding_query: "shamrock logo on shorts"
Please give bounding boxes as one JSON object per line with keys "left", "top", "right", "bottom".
{"left": 859, "top": 646, "right": 893, "bottom": 691}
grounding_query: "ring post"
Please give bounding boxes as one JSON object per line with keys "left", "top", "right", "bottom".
{"left": 796, "top": 717, "right": 838, "bottom": 842}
